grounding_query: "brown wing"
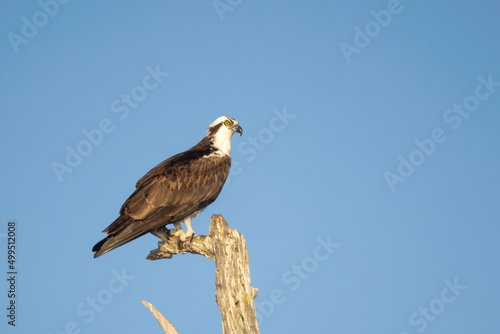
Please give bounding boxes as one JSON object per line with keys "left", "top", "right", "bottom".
{"left": 122, "top": 155, "right": 231, "bottom": 223}
{"left": 93, "top": 153, "right": 230, "bottom": 257}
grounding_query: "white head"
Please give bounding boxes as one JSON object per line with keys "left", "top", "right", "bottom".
{"left": 207, "top": 116, "right": 243, "bottom": 156}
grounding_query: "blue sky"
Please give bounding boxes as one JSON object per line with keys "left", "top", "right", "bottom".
{"left": 1, "top": 1, "right": 499, "bottom": 333}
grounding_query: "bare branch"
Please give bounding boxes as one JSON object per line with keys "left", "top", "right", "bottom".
{"left": 147, "top": 214, "right": 260, "bottom": 334}
{"left": 141, "top": 300, "right": 179, "bottom": 334}
{"left": 147, "top": 228, "right": 214, "bottom": 260}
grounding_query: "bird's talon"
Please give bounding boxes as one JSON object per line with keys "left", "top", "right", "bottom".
{"left": 169, "top": 229, "right": 185, "bottom": 238}
{"left": 180, "top": 232, "right": 195, "bottom": 241}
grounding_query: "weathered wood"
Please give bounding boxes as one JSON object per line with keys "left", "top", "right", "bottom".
{"left": 146, "top": 214, "right": 260, "bottom": 334}
{"left": 148, "top": 226, "right": 215, "bottom": 260}
{"left": 140, "top": 300, "right": 179, "bottom": 334}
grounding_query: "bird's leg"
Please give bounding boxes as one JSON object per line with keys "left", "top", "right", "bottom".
{"left": 181, "top": 217, "right": 195, "bottom": 241}
{"left": 169, "top": 222, "right": 185, "bottom": 237}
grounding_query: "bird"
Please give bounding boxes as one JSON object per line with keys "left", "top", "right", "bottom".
{"left": 92, "top": 116, "right": 242, "bottom": 258}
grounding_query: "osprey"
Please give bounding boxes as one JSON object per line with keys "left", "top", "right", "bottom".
{"left": 92, "top": 116, "right": 242, "bottom": 258}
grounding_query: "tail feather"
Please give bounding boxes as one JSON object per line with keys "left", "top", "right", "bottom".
{"left": 92, "top": 225, "right": 150, "bottom": 258}
{"left": 93, "top": 216, "right": 149, "bottom": 258}
{"left": 92, "top": 237, "right": 109, "bottom": 256}
{"left": 103, "top": 215, "right": 131, "bottom": 234}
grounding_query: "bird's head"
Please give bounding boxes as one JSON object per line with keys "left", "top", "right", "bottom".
{"left": 207, "top": 116, "right": 243, "bottom": 155}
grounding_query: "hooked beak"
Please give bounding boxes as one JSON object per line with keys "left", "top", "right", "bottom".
{"left": 232, "top": 124, "right": 243, "bottom": 136}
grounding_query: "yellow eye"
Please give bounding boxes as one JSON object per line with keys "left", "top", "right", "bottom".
{"left": 224, "top": 120, "right": 230, "bottom": 126}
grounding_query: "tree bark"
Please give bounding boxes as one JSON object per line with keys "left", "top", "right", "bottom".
{"left": 140, "top": 300, "right": 179, "bottom": 334}
{"left": 144, "top": 214, "right": 260, "bottom": 334}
